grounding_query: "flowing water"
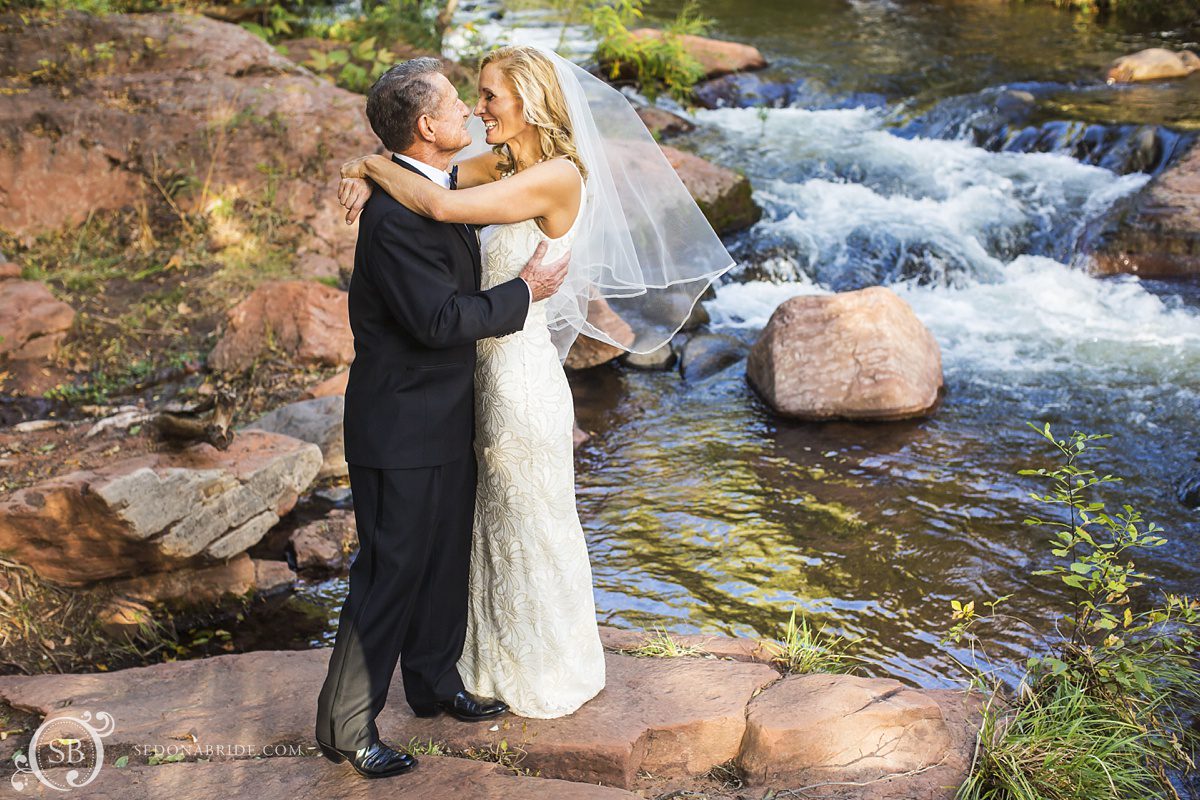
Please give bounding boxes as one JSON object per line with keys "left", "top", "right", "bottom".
{"left": 290, "top": 0, "right": 1200, "bottom": 698}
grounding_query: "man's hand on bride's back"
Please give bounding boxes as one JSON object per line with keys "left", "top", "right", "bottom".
{"left": 339, "top": 177, "right": 372, "bottom": 225}
{"left": 519, "top": 242, "right": 570, "bottom": 302}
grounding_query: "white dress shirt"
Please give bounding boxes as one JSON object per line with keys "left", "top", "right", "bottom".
{"left": 393, "top": 154, "right": 533, "bottom": 315}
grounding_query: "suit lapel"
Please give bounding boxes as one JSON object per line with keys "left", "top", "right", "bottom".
{"left": 390, "top": 155, "right": 481, "bottom": 287}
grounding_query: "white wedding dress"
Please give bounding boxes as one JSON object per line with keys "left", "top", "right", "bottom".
{"left": 457, "top": 169, "right": 606, "bottom": 718}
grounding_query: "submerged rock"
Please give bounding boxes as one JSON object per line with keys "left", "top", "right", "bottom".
{"left": 747, "top": 287, "right": 943, "bottom": 421}
{"left": 1178, "top": 459, "right": 1200, "bottom": 508}
{"left": 0, "top": 431, "right": 321, "bottom": 585}
{"left": 679, "top": 333, "right": 748, "bottom": 381}
{"left": 209, "top": 280, "right": 353, "bottom": 373}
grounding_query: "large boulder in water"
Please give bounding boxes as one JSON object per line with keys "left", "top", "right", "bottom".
{"left": 1106, "top": 48, "right": 1200, "bottom": 84}
{"left": 747, "top": 287, "right": 943, "bottom": 421}
{"left": 630, "top": 30, "right": 766, "bottom": 80}
{"left": 1088, "top": 141, "right": 1200, "bottom": 278}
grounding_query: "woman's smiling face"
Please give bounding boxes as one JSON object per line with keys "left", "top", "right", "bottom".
{"left": 474, "top": 61, "right": 526, "bottom": 146}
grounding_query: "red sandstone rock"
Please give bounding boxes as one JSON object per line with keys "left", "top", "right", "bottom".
{"left": 747, "top": 287, "right": 943, "bottom": 421}
{"left": 302, "top": 369, "right": 350, "bottom": 399}
{"left": 0, "top": 280, "right": 75, "bottom": 360}
{"left": 1106, "top": 47, "right": 1200, "bottom": 84}
{"left": 1089, "top": 141, "right": 1200, "bottom": 278}
{"left": 14, "top": 755, "right": 642, "bottom": 800}
{"left": 96, "top": 596, "right": 153, "bottom": 642}
{"left": 0, "top": 13, "right": 378, "bottom": 268}
{"left": 660, "top": 145, "right": 761, "bottom": 235}
{"left": 635, "top": 105, "right": 695, "bottom": 139}
{"left": 0, "top": 648, "right": 777, "bottom": 789}
{"left": 738, "top": 674, "right": 979, "bottom": 799}
{"left": 565, "top": 297, "right": 636, "bottom": 371}
{"left": 630, "top": 30, "right": 767, "bottom": 80}
{"left": 108, "top": 553, "right": 257, "bottom": 605}
{"left": 289, "top": 509, "right": 356, "bottom": 570}
{"left": 209, "top": 281, "right": 352, "bottom": 373}
{"left": 0, "top": 431, "right": 322, "bottom": 585}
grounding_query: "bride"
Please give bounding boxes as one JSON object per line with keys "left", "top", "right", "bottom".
{"left": 337, "top": 43, "right": 733, "bottom": 718}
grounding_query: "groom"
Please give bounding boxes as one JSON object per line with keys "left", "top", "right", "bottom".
{"left": 315, "top": 58, "right": 569, "bottom": 779}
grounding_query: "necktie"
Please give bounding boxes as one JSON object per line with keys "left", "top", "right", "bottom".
{"left": 449, "top": 165, "right": 458, "bottom": 190}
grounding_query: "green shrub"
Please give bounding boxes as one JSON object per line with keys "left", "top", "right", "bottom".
{"left": 763, "top": 606, "right": 862, "bottom": 675}
{"left": 587, "top": 0, "right": 711, "bottom": 105}
{"left": 1036, "top": 0, "right": 1200, "bottom": 25}
{"left": 947, "top": 423, "right": 1199, "bottom": 799}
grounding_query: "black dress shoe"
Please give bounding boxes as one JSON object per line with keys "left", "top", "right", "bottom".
{"left": 317, "top": 739, "right": 417, "bottom": 778}
{"left": 412, "top": 690, "right": 509, "bottom": 721}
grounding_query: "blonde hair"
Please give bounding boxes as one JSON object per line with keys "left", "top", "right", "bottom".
{"left": 480, "top": 45, "right": 588, "bottom": 181}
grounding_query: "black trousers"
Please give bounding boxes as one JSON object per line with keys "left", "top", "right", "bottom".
{"left": 315, "top": 454, "right": 474, "bottom": 751}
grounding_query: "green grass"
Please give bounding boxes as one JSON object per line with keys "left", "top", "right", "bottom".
{"left": 959, "top": 676, "right": 1178, "bottom": 800}
{"left": 402, "top": 738, "right": 450, "bottom": 757}
{"left": 763, "top": 606, "right": 861, "bottom": 675}
{"left": 620, "top": 625, "right": 706, "bottom": 658}
{"left": 1034, "top": 0, "right": 1200, "bottom": 24}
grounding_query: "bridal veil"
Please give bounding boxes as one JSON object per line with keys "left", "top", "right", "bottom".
{"left": 460, "top": 43, "right": 736, "bottom": 360}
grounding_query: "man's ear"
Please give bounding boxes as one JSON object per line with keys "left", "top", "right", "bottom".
{"left": 415, "top": 114, "right": 437, "bottom": 144}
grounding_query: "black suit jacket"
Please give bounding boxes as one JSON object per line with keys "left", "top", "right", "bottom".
{"left": 343, "top": 157, "right": 530, "bottom": 469}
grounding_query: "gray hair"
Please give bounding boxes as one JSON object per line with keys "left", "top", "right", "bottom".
{"left": 366, "top": 57, "right": 444, "bottom": 153}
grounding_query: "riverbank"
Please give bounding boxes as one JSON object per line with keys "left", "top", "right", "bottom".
{"left": 0, "top": 626, "right": 982, "bottom": 799}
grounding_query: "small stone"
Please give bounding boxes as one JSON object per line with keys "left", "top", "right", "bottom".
{"left": 302, "top": 369, "right": 349, "bottom": 400}
{"left": 97, "top": 597, "right": 153, "bottom": 642}
{"left": 0, "top": 280, "right": 75, "bottom": 361}
{"left": 680, "top": 333, "right": 748, "bottom": 381}
{"left": 252, "top": 559, "right": 297, "bottom": 595}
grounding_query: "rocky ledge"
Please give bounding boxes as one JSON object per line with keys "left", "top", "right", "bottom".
{"left": 0, "top": 630, "right": 981, "bottom": 800}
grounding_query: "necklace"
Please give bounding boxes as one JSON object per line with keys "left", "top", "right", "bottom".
{"left": 500, "top": 156, "right": 546, "bottom": 179}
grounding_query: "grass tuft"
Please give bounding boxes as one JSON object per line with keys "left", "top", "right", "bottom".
{"left": 763, "top": 606, "right": 861, "bottom": 675}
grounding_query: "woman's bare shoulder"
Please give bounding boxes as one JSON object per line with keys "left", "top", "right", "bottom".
{"left": 454, "top": 151, "right": 503, "bottom": 188}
